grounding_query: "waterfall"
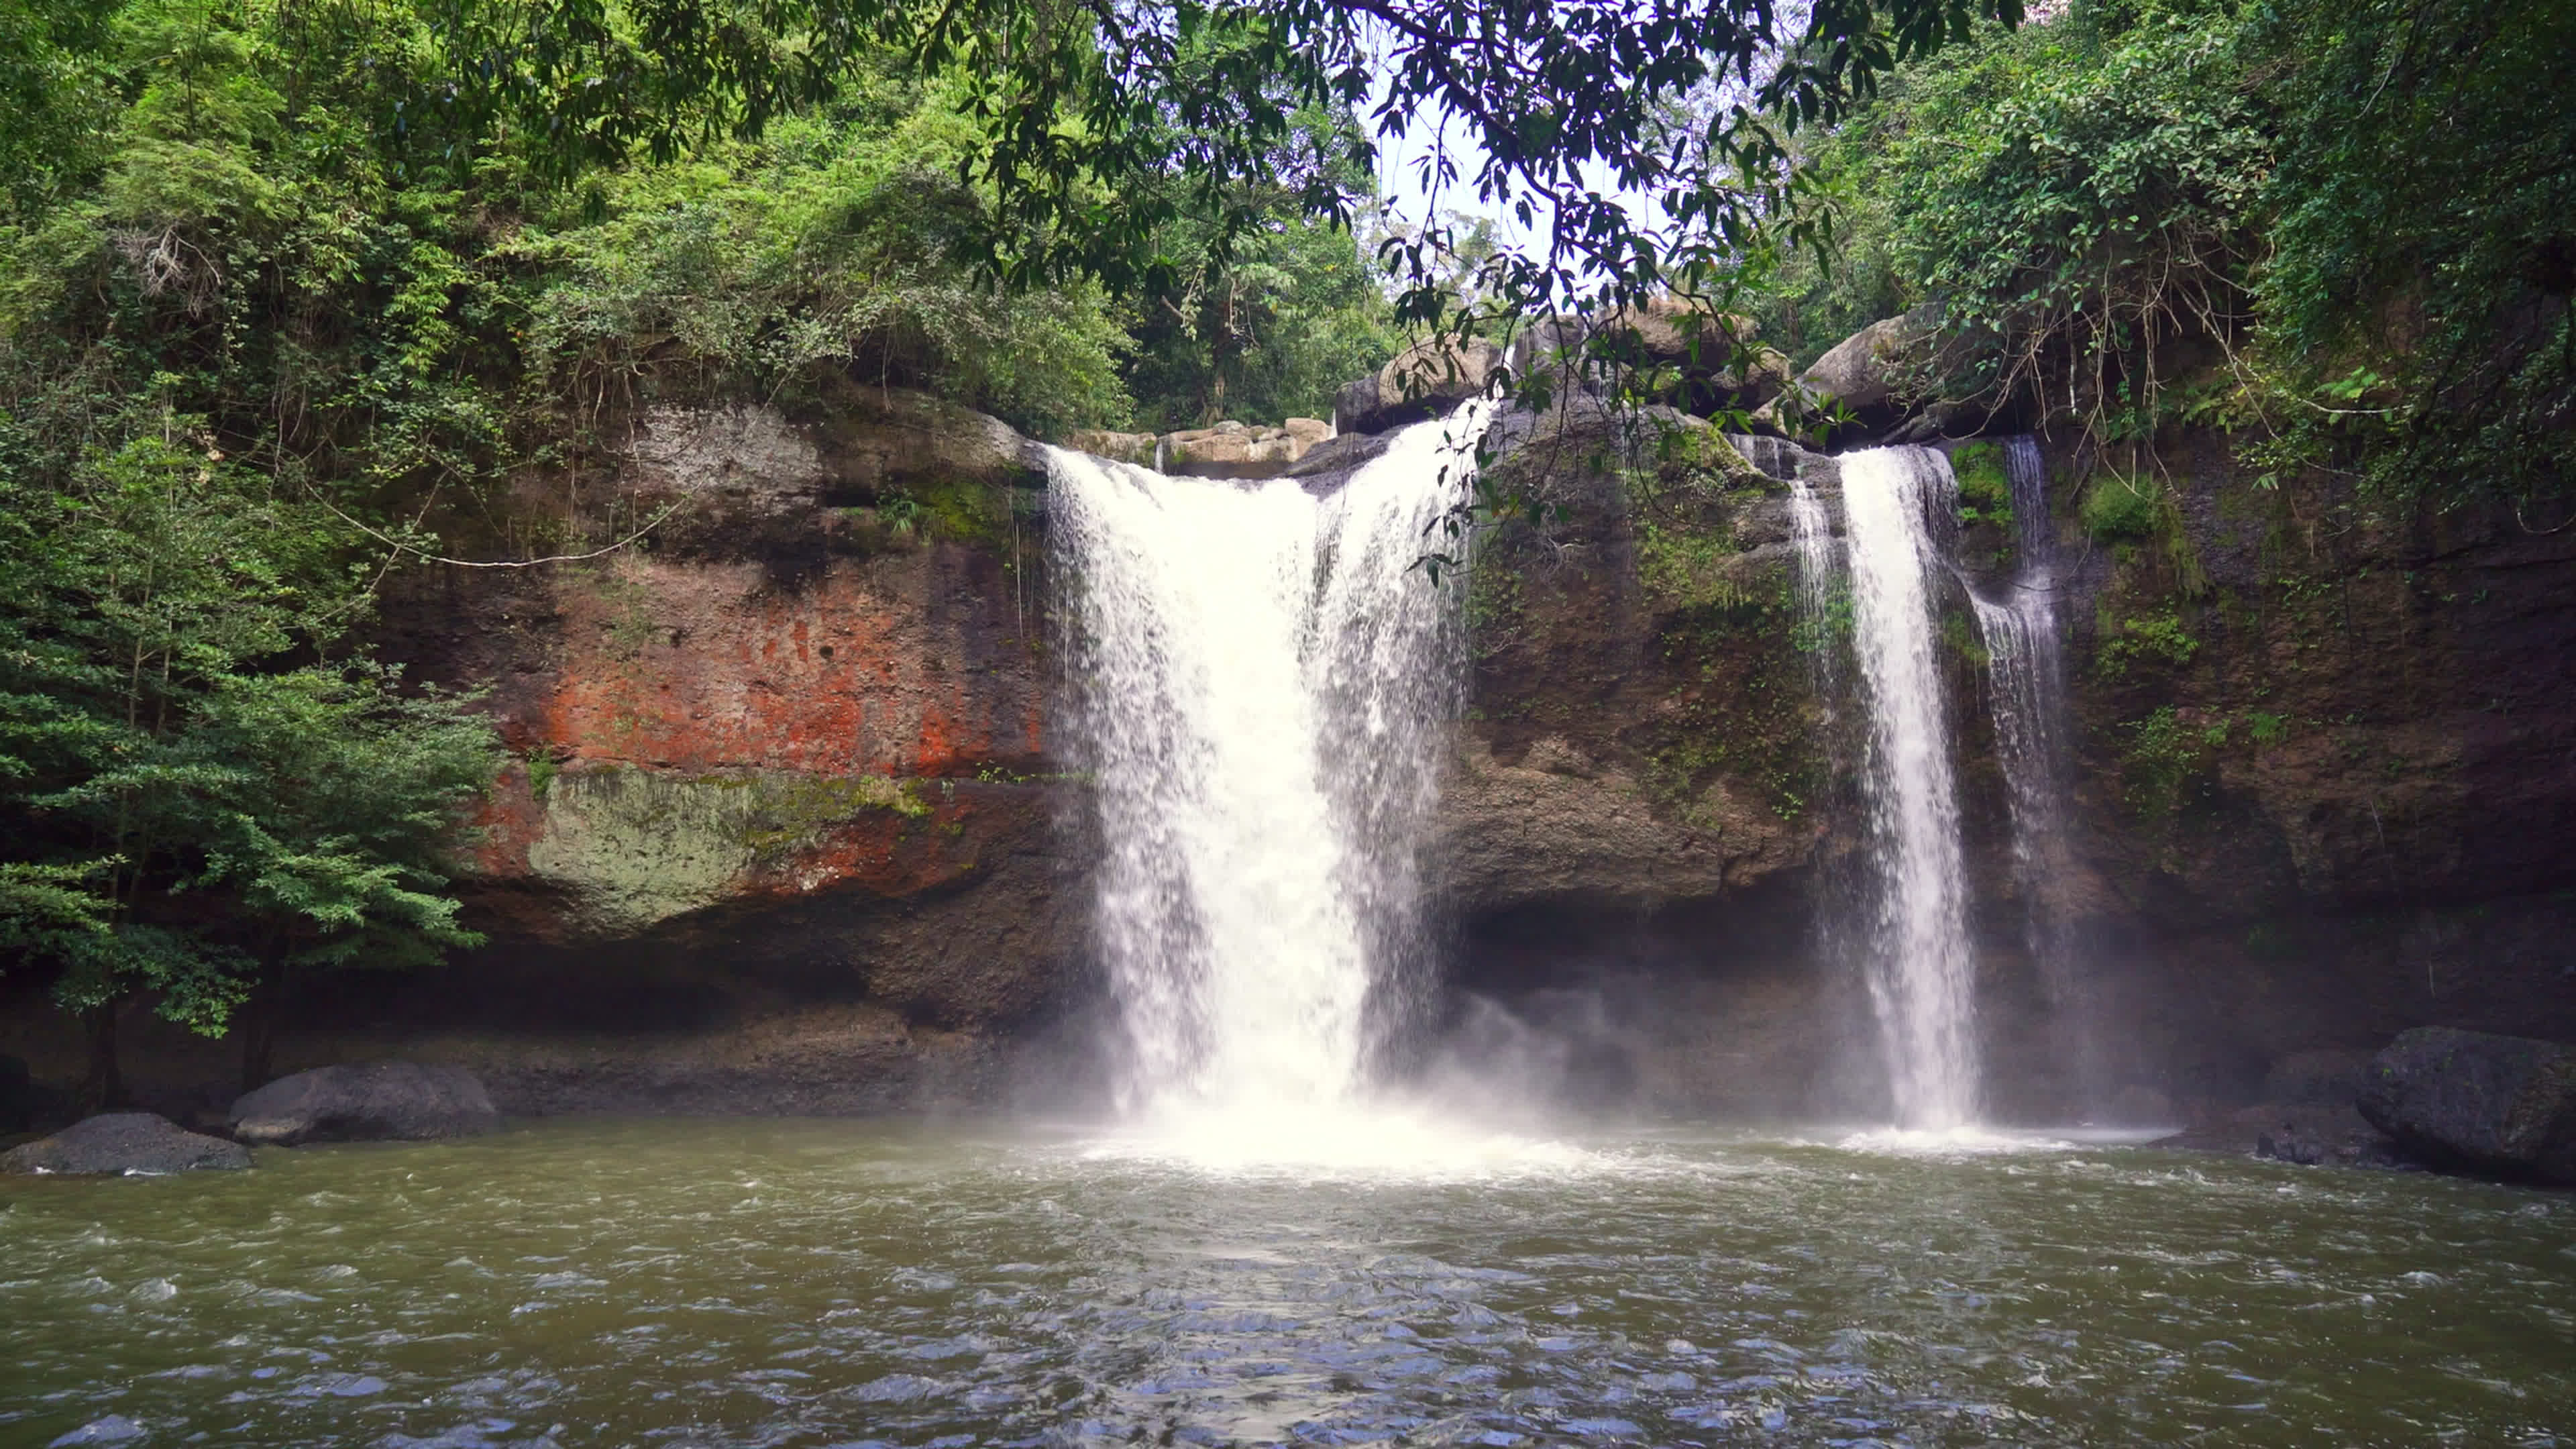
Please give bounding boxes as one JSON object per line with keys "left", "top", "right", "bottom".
{"left": 1968, "top": 439, "right": 2072, "bottom": 901}
{"left": 1043, "top": 405, "right": 1488, "bottom": 1123}
{"left": 1836, "top": 446, "right": 1982, "bottom": 1130}
{"left": 1968, "top": 437, "right": 2096, "bottom": 1110}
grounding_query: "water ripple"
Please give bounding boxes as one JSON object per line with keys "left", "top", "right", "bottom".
{"left": 2, "top": 1120, "right": 2571, "bottom": 1446}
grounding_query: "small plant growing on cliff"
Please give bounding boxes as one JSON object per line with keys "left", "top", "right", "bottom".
{"left": 2118, "top": 706, "right": 2218, "bottom": 820}
{"left": 2082, "top": 474, "right": 2165, "bottom": 543}
{"left": 1951, "top": 443, "right": 2014, "bottom": 529}
{"left": 879, "top": 493, "right": 924, "bottom": 537}
{"left": 526, "top": 749, "right": 562, "bottom": 802}
{"left": 1789, "top": 582, "right": 1855, "bottom": 655}
{"left": 1939, "top": 609, "right": 1990, "bottom": 668}
{"left": 2096, "top": 610, "right": 2201, "bottom": 678}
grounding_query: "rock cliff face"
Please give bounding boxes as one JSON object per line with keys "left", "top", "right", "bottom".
{"left": 265, "top": 386, "right": 1094, "bottom": 1116}
{"left": 2030, "top": 427, "right": 2576, "bottom": 1112}
{"left": 33, "top": 368, "right": 2573, "bottom": 1130}
{"left": 1422, "top": 402, "right": 2576, "bottom": 1126}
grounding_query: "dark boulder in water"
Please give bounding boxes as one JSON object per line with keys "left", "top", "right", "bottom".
{"left": 1, "top": 1112, "right": 250, "bottom": 1175}
{"left": 2358, "top": 1026, "right": 2576, "bottom": 1183}
{"left": 229, "top": 1063, "right": 500, "bottom": 1146}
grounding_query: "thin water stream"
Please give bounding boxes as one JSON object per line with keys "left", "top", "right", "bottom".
{"left": 1968, "top": 437, "right": 2098, "bottom": 1108}
{"left": 5, "top": 1120, "right": 2572, "bottom": 1448}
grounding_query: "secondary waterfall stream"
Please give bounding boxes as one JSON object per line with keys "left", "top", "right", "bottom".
{"left": 1968, "top": 437, "right": 2097, "bottom": 1110}
{"left": 1044, "top": 406, "right": 1489, "bottom": 1128}
{"left": 1829, "top": 446, "right": 1982, "bottom": 1130}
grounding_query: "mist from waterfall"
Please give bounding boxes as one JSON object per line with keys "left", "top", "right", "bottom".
{"left": 1835, "top": 446, "right": 1983, "bottom": 1130}
{"left": 1968, "top": 437, "right": 2098, "bottom": 1110}
{"left": 1043, "top": 406, "right": 1490, "bottom": 1132}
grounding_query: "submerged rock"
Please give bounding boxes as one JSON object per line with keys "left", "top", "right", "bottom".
{"left": 2358, "top": 1026, "right": 2576, "bottom": 1183}
{"left": 2255, "top": 1122, "right": 2328, "bottom": 1165}
{"left": 1, "top": 1112, "right": 250, "bottom": 1175}
{"left": 229, "top": 1063, "right": 500, "bottom": 1146}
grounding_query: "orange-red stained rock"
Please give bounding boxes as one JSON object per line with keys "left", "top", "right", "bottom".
{"left": 523, "top": 549, "right": 1046, "bottom": 780}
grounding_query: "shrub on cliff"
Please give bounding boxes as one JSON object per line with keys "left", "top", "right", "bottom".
{"left": 1756, "top": 0, "right": 2573, "bottom": 506}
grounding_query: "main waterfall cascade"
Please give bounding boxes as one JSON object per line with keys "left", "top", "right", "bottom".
{"left": 1817, "top": 447, "right": 1985, "bottom": 1131}
{"left": 1043, "top": 405, "right": 1492, "bottom": 1130}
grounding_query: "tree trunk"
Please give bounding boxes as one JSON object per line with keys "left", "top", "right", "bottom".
{"left": 238, "top": 960, "right": 286, "bottom": 1092}
{"left": 79, "top": 1004, "right": 125, "bottom": 1114}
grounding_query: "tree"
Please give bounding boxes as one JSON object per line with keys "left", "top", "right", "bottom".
{"left": 1122, "top": 103, "right": 1398, "bottom": 429}
{"left": 1737, "top": 0, "right": 2572, "bottom": 506}
{"left": 179, "top": 665, "right": 498, "bottom": 1089}
{"left": 402, "top": 0, "right": 2025, "bottom": 350}
{"left": 0, "top": 427, "right": 500, "bottom": 1104}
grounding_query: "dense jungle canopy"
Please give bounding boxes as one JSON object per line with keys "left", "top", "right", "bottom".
{"left": 1, "top": 0, "right": 2569, "bottom": 1098}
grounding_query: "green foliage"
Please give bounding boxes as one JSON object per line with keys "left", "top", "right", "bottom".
{"left": 1907, "top": 0, "right": 2264, "bottom": 419}
{"left": 515, "top": 100, "right": 1137, "bottom": 436}
{"left": 1765, "top": 0, "right": 2573, "bottom": 505}
{"left": 1758, "top": 0, "right": 2271, "bottom": 425}
{"left": 1120, "top": 104, "right": 1397, "bottom": 430}
{"left": 0, "top": 398, "right": 499, "bottom": 1085}
{"left": 135, "top": 0, "right": 2017, "bottom": 435}
{"left": 1645, "top": 585, "right": 1822, "bottom": 824}
{"left": 1790, "top": 582, "right": 1856, "bottom": 656}
{"left": 1464, "top": 561, "right": 1523, "bottom": 662}
{"left": 2253, "top": 0, "right": 2576, "bottom": 504}
{"left": 2118, "top": 704, "right": 2215, "bottom": 818}
{"left": 180, "top": 665, "right": 496, "bottom": 976}
{"left": 2096, "top": 609, "right": 2199, "bottom": 677}
{"left": 1951, "top": 441, "right": 2012, "bottom": 527}
{"left": 2080, "top": 472, "right": 2163, "bottom": 541}
{"left": 1637, "top": 521, "right": 1748, "bottom": 612}
{"left": 1629, "top": 427, "right": 1771, "bottom": 610}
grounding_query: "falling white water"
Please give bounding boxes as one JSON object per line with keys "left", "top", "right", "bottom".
{"left": 1838, "top": 446, "right": 1982, "bottom": 1130}
{"left": 1970, "top": 437, "right": 2073, "bottom": 902}
{"left": 1968, "top": 436, "right": 2098, "bottom": 1110}
{"left": 1784, "top": 463, "right": 1840, "bottom": 691}
{"left": 1044, "top": 403, "right": 1493, "bottom": 1131}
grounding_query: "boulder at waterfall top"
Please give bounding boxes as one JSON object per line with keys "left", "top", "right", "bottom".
{"left": 1065, "top": 419, "right": 1333, "bottom": 478}
{"left": 1160, "top": 418, "right": 1331, "bottom": 477}
{"left": 2357, "top": 1027, "right": 2576, "bottom": 1183}
{"left": 2, "top": 1113, "right": 251, "bottom": 1175}
{"left": 1336, "top": 337, "right": 1504, "bottom": 435}
{"left": 229, "top": 1063, "right": 500, "bottom": 1146}
{"left": 1513, "top": 300, "right": 1794, "bottom": 418}
{"left": 1762, "top": 305, "right": 1951, "bottom": 444}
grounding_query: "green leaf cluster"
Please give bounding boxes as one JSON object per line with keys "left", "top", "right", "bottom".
{"left": 1760, "top": 0, "right": 2573, "bottom": 506}
{"left": 0, "top": 426, "right": 501, "bottom": 1095}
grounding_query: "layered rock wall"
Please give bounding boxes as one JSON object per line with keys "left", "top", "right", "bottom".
{"left": 17, "top": 360, "right": 2574, "bottom": 1133}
